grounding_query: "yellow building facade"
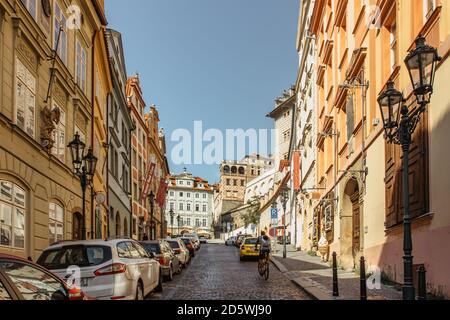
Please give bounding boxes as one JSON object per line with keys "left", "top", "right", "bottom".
{"left": 0, "top": 0, "right": 106, "bottom": 259}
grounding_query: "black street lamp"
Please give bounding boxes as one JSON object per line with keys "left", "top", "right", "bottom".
{"left": 149, "top": 191, "right": 155, "bottom": 240}
{"left": 177, "top": 215, "right": 181, "bottom": 235}
{"left": 169, "top": 209, "right": 174, "bottom": 237}
{"left": 280, "top": 188, "right": 289, "bottom": 259}
{"left": 378, "top": 36, "right": 441, "bottom": 301}
{"left": 68, "top": 133, "right": 97, "bottom": 240}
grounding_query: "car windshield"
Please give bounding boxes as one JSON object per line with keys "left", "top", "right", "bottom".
{"left": 37, "top": 245, "right": 112, "bottom": 270}
{"left": 244, "top": 239, "right": 257, "bottom": 245}
{"left": 141, "top": 243, "right": 161, "bottom": 254}
{"left": 182, "top": 239, "right": 191, "bottom": 244}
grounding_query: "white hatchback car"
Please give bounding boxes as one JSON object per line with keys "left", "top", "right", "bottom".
{"left": 166, "top": 238, "right": 190, "bottom": 267}
{"left": 37, "top": 239, "right": 162, "bottom": 300}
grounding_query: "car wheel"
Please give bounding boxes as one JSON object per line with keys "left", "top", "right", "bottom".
{"left": 135, "top": 281, "right": 144, "bottom": 300}
{"left": 154, "top": 270, "right": 163, "bottom": 293}
{"left": 177, "top": 262, "right": 182, "bottom": 274}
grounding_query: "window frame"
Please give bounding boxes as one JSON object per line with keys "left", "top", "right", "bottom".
{"left": 0, "top": 181, "right": 26, "bottom": 249}
{"left": 15, "top": 58, "right": 36, "bottom": 138}
{"left": 53, "top": 1, "right": 68, "bottom": 65}
{"left": 75, "top": 39, "right": 87, "bottom": 92}
{"left": 48, "top": 202, "right": 64, "bottom": 246}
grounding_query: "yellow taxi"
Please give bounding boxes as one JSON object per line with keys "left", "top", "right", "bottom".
{"left": 239, "top": 237, "right": 259, "bottom": 261}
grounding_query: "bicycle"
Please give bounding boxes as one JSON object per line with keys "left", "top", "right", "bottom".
{"left": 257, "top": 247, "right": 270, "bottom": 281}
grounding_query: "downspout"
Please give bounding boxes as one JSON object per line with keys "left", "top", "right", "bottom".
{"left": 91, "top": 30, "right": 97, "bottom": 239}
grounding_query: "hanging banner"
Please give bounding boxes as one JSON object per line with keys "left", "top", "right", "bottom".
{"left": 140, "top": 162, "right": 156, "bottom": 202}
{"left": 293, "top": 150, "right": 301, "bottom": 191}
{"left": 156, "top": 178, "right": 169, "bottom": 207}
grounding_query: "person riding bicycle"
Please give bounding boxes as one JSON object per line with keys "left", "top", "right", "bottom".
{"left": 255, "top": 231, "right": 271, "bottom": 260}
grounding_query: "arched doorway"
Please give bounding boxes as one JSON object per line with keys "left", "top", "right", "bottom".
{"left": 115, "top": 213, "right": 122, "bottom": 237}
{"left": 341, "top": 178, "right": 361, "bottom": 270}
{"left": 73, "top": 212, "right": 82, "bottom": 240}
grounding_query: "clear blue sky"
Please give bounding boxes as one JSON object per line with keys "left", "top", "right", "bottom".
{"left": 106, "top": 0, "right": 300, "bottom": 183}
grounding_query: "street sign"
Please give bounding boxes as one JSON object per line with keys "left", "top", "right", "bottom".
{"left": 271, "top": 208, "right": 278, "bottom": 220}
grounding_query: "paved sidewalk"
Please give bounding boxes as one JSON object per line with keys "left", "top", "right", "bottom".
{"left": 270, "top": 245, "right": 403, "bottom": 300}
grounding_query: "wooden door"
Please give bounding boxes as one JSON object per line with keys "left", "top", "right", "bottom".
{"left": 351, "top": 192, "right": 360, "bottom": 256}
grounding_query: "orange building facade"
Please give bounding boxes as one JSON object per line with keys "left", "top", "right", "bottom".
{"left": 301, "top": 0, "right": 450, "bottom": 297}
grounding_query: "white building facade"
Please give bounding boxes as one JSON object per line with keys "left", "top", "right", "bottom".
{"left": 165, "top": 171, "right": 214, "bottom": 238}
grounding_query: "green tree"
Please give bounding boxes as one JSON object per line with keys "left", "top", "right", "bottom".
{"left": 242, "top": 196, "right": 261, "bottom": 228}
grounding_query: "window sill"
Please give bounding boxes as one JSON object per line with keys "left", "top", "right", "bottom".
{"left": 385, "top": 212, "right": 434, "bottom": 235}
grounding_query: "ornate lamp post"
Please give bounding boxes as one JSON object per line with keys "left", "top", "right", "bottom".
{"left": 169, "top": 209, "right": 174, "bottom": 237}
{"left": 378, "top": 36, "right": 441, "bottom": 300}
{"left": 280, "top": 188, "right": 289, "bottom": 259}
{"left": 177, "top": 215, "right": 181, "bottom": 235}
{"left": 149, "top": 191, "right": 155, "bottom": 240}
{"left": 68, "top": 133, "right": 97, "bottom": 240}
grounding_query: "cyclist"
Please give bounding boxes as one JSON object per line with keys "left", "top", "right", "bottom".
{"left": 255, "top": 231, "right": 271, "bottom": 261}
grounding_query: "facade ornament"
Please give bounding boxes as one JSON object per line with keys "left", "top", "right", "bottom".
{"left": 40, "top": 105, "right": 61, "bottom": 151}
{"left": 318, "top": 229, "right": 329, "bottom": 262}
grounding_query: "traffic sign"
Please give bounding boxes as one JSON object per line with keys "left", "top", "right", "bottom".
{"left": 271, "top": 208, "right": 278, "bottom": 220}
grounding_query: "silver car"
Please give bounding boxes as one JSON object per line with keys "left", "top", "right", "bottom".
{"left": 166, "top": 239, "right": 190, "bottom": 267}
{"left": 37, "top": 239, "right": 162, "bottom": 300}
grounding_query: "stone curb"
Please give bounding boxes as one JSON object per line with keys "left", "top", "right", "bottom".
{"left": 270, "top": 257, "right": 339, "bottom": 301}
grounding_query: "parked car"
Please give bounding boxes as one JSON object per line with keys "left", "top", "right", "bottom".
{"left": 37, "top": 239, "right": 162, "bottom": 300}
{"left": 0, "top": 254, "right": 89, "bottom": 301}
{"left": 184, "top": 234, "right": 201, "bottom": 250}
{"left": 166, "top": 239, "right": 190, "bottom": 268}
{"left": 141, "top": 240, "right": 181, "bottom": 281}
{"left": 239, "top": 238, "right": 259, "bottom": 261}
{"left": 235, "top": 234, "right": 253, "bottom": 248}
{"left": 199, "top": 236, "right": 208, "bottom": 244}
{"left": 181, "top": 238, "right": 196, "bottom": 257}
{"left": 225, "top": 236, "right": 237, "bottom": 246}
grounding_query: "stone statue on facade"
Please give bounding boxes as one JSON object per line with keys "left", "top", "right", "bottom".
{"left": 40, "top": 105, "right": 61, "bottom": 150}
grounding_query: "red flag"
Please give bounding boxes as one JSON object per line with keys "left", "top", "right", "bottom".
{"left": 140, "top": 162, "right": 156, "bottom": 201}
{"left": 156, "top": 178, "right": 169, "bottom": 206}
{"left": 293, "top": 150, "right": 301, "bottom": 191}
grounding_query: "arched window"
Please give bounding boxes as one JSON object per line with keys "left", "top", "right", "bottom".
{"left": 73, "top": 212, "right": 82, "bottom": 240}
{"left": 231, "top": 166, "right": 237, "bottom": 174}
{"left": 115, "top": 213, "right": 121, "bottom": 237}
{"left": 123, "top": 218, "right": 128, "bottom": 237}
{"left": 223, "top": 165, "right": 230, "bottom": 174}
{"left": 0, "top": 181, "right": 26, "bottom": 249}
{"left": 49, "top": 202, "right": 64, "bottom": 245}
{"left": 238, "top": 167, "right": 245, "bottom": 175}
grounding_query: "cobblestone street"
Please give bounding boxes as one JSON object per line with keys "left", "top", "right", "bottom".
{"left": 149, "top": 244, "right": 311, "bottom": 300}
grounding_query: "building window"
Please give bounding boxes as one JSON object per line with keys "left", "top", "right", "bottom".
{"left": 203, "top": 194, "right": 207, "bottom": 199}
{"left": 241, "top": 180, "right": 245, "bottom": 187}
{"left": 187, "top": 218, "right": 190, "bottom": 226}
{"left": 54, "top": 1, "right": 67, "bottom": 65}
{"left": 186, "top": 193, "right": 191, "bottom": 198}
{"left": 202, "top": 205, "right": 207, "bottom": 212}
{"left": 170, "top": 191, "right": 174, "bottom": 197}
{"left": 0, "top": 181, "right": 26, "bottom": 249}
{"left": 15, "top": 59, "right": 36, "bottom": 138}
{"left": 75, "top": 40, "right": 87, "bottom": 92}
{"left": 179, "top": 203, "right": 183, "bottom": 211}
{"left": 170, "top": 202, "right": 174, "bottom": 210}
{"left": 203, "top": 219, "right": 207, "bottom": 227}
{"left": 49, "top": 203, "right": 64, "bottom": 245}
{"left": 21, "top": 0, "right": 37, "bottom": 20}
{"left": 51, "top": 105, "right": 65, "bottom": 163}
{"left": 195, "top": 204, "right": 200, "bottom": 212}
{"left": 179, "top": 181, "right": 184, "bottom": 185}
{"left": 179, "top": 192, "right": 183, "bottom": 198}
{"left": 187, "top": 204, "right": 191, "bottom": 211}
{"left": 226, "top": 179, "right": 230, "bottom": 186}
{"left": 195, "top": 219, "right": 200, "bottom": 227}
{"left": 423, "top": 0, "right": 436, "bottom": 21}
{"left": 133, "top": 183, "right": 138, "bottom": 201}
{"left": 390, "top": 22, "right": 397, "bottom": 73}
{"left": 195, "top": 193, "right": 199, "bottom": 199}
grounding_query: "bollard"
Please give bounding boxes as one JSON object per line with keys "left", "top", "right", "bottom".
{"left": 332, "top": 252, "right": 339, "bottom": 297}
{"left": 418, "top": 265, "right": 427, "bottom": 300}
{"left": 360, "top": 257, "right": 367, "bottom": 300}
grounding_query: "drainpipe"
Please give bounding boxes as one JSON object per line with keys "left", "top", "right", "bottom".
{"left": 91, "top": 29, "right": 97, "bottom": 239}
